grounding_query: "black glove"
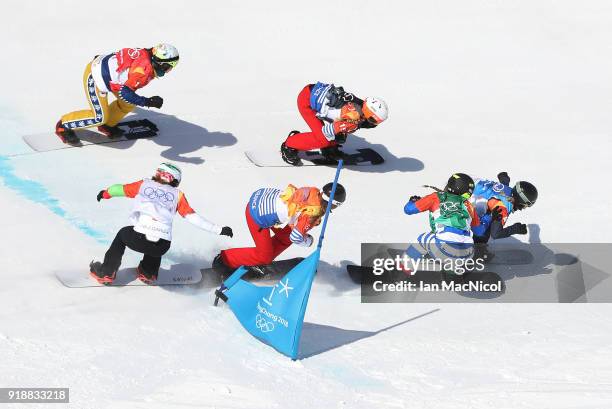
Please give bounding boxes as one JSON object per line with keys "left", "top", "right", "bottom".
{"left": 341, "top": 92, "right": 354, "bottom": 103}
{"left": 97, "top": 190, "right": 106, "bottom": 202}
{"left": 335, "top": 133, "right": 347, "bottom": 144}
{"left": 327, "top": 85, "right": 352, "bottom": 108}
{"left": 510, "top": 222, "right": 528, "bottom": 235}
{"left": 491, "top": 207, "right": 503, "bottom": 221}
{"left": 146, "top": 96, "right": 164, "bottom": 109}
{"left": 220, "top": 226, "right": 233, "bottom": 238}
{"left": 409, "top": 195, "right": 422, "bottom": 202}
{"left": 497, "top": 171, "right": 510, "bottom": 186}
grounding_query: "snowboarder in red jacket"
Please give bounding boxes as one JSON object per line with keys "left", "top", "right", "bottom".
{"left": 280, "top": 82, "right": 388, "bottom": 166}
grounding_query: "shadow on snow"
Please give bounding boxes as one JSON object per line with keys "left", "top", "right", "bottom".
{"left": 298, "top": 308, "right": 439, "bottom": 359}
{"left": 82, "top": 108, "right": 238, "bottom": 164}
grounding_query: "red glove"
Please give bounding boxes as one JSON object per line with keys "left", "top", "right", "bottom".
{"left": 333, "top": 120, "right": 358, "bottom": 135}
{"left": 97, "top": 190, "right": 111, "bottom": 202}
{"left": 340, "top": 102, "right": 360, "bottom": 122}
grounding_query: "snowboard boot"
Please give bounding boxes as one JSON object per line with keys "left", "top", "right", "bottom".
{"left": 320, "top": 145, "right": 345, "bottom": 161}
{"left": 281, "top": 143, "right": 302, "bottom": 166}
{"left": 89, "top": 261, "right": 116, "bottom": 285}
{"left": 473, "top": 243, "right": 495, "bottom": 263}
{"left": 281, "top": 131, "right": 303, "bottom": 166}
{"left": 55, "top": 120, "right": 80, "bottom": 145}
{"left": 245, "top": 264, "right": 267, "bottom": 280}
{"left": 212, "top": 252, "right": 234, "bottom": 280}
{"left": 136, "top": 263, "right": 158, "bottom": 285}
{"left": 98, "top": 124, "right": 124, "bottom": 139}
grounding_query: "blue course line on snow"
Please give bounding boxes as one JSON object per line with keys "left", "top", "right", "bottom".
{"left": 0, "top": 155, "right": 107, "bottom": 244}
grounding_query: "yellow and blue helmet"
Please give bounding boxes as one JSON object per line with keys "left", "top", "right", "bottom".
{"left": 151, "top": 43, "right": 179, "bottom": 77}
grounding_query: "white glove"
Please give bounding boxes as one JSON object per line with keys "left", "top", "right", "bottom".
{"left": 300, "top": 234, "right": 314, "bottom": 247}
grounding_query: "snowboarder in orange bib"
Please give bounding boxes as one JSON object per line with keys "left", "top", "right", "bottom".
{"left": 56, "top": 44, "right": 179, "bottom": 144}
{"left": 213, "top": 183, "right": 346, "bottom": 277}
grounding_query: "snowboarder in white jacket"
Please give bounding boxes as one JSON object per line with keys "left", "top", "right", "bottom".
{"left": 90, "top": 162, "right": 233, "bottom": 284}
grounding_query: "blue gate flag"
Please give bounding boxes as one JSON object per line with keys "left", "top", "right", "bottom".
{"left": 217, "top": 160, "right": 344, "bottom": 359}
{"left": 223, "top": 249, "right": 320, "bottom": 358}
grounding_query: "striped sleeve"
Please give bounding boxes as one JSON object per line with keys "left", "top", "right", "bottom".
{"left": 118, "top": 85, "right": 148, "bottom": 106}
{"left": 289, "top": 213, "right": 316, "bottom": 246}
{"left": 322, "top": 122, "right": 336, "bottom": 140}
{"left": 316, "top": 84, "right": 332, "bottom": 108}
{"left": 258, "top": 188, "right": 280, "bottom": 217}
{"left": 289, "top": 228, "right": 305, "bottom": 244}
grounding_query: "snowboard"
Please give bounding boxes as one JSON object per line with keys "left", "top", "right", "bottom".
{"left": 199, "top": 257, "right": 305, "bottom": 287}
{"left": 23, "top": 119, "right": 158, "bottom": 153}
{"left": 55, "top": 265, "right": 201, "bottom": 288}
{"left": 346, "top": 264, "right": 505, "bottom": 294}
{"left": 245, "top": 147, "right": 384, "bottom": 167}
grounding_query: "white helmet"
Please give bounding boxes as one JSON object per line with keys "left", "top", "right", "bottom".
{"left": 155, "top": 162, "right": 182, "bottom": 186}
{"left": 363, "top": 97, "right": 389, "bottom": 125}
{"left": 151, "top": 43, "right": 179, "bottom": 76}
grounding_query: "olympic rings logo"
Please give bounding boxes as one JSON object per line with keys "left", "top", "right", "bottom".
{"left": 143, "top": 187, "right": 175, "bottom": 203}
{"left": 440, "top": 202, "right": 461, "bottom": 212}
{"left": 127, "top": 48, "right": 141, "bottom": 59}
{"left": 255, "top": 314, "right": 275, "bottom": 333}
{"left": 492, "top": 182, "right": 505, "bottom": 193}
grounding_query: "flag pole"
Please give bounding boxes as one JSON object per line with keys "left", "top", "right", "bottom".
{"left": 317, "top": 160, "right": 343, "bottom": 249}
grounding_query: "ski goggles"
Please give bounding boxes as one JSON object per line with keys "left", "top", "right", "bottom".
{"left": 514, "top": 185, "right": 535, "bottom": 208}
{"left": 155, "top": 170, "right": 176, "bottom": 184}
{"left": 445, "top": 187, "right": 473, "bottom": 200}
{"left": 329, "top": 198, "right": 343, "bottom": 208}
{"left": 365, "top": 116, "right": 380, "bottom": 126}
{"left": 322, "top": 196, "right": 343, "bottom": 211}
{"left": 321, "top": 200, "right": 342, "bottom": 214}
{"left": 152, "top": 58, "right": 178, "bottom": 77}
{"left": 362, "top": 105, "right": 384, "bottom": 126}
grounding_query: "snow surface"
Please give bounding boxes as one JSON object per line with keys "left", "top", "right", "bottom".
{"left": 2, "top": 1, "right": 612, "bottom": 408}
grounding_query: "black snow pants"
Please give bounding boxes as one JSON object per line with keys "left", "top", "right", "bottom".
{"left": 102, "top": 226, "right": 171, "bottom": 276}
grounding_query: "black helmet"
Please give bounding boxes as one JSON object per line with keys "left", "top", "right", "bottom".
{"left": 322, "top": 182, "right": 346, "bottom": 207}
{"left": 512, "top": 181, "right": 537, "bottom": 210}
{"left": 445, "top": 173, "right": 475, "bottom": 199}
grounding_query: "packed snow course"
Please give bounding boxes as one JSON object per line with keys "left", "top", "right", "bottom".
{"left": 1, "top": 1, "right": 611, "bottom": 408}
